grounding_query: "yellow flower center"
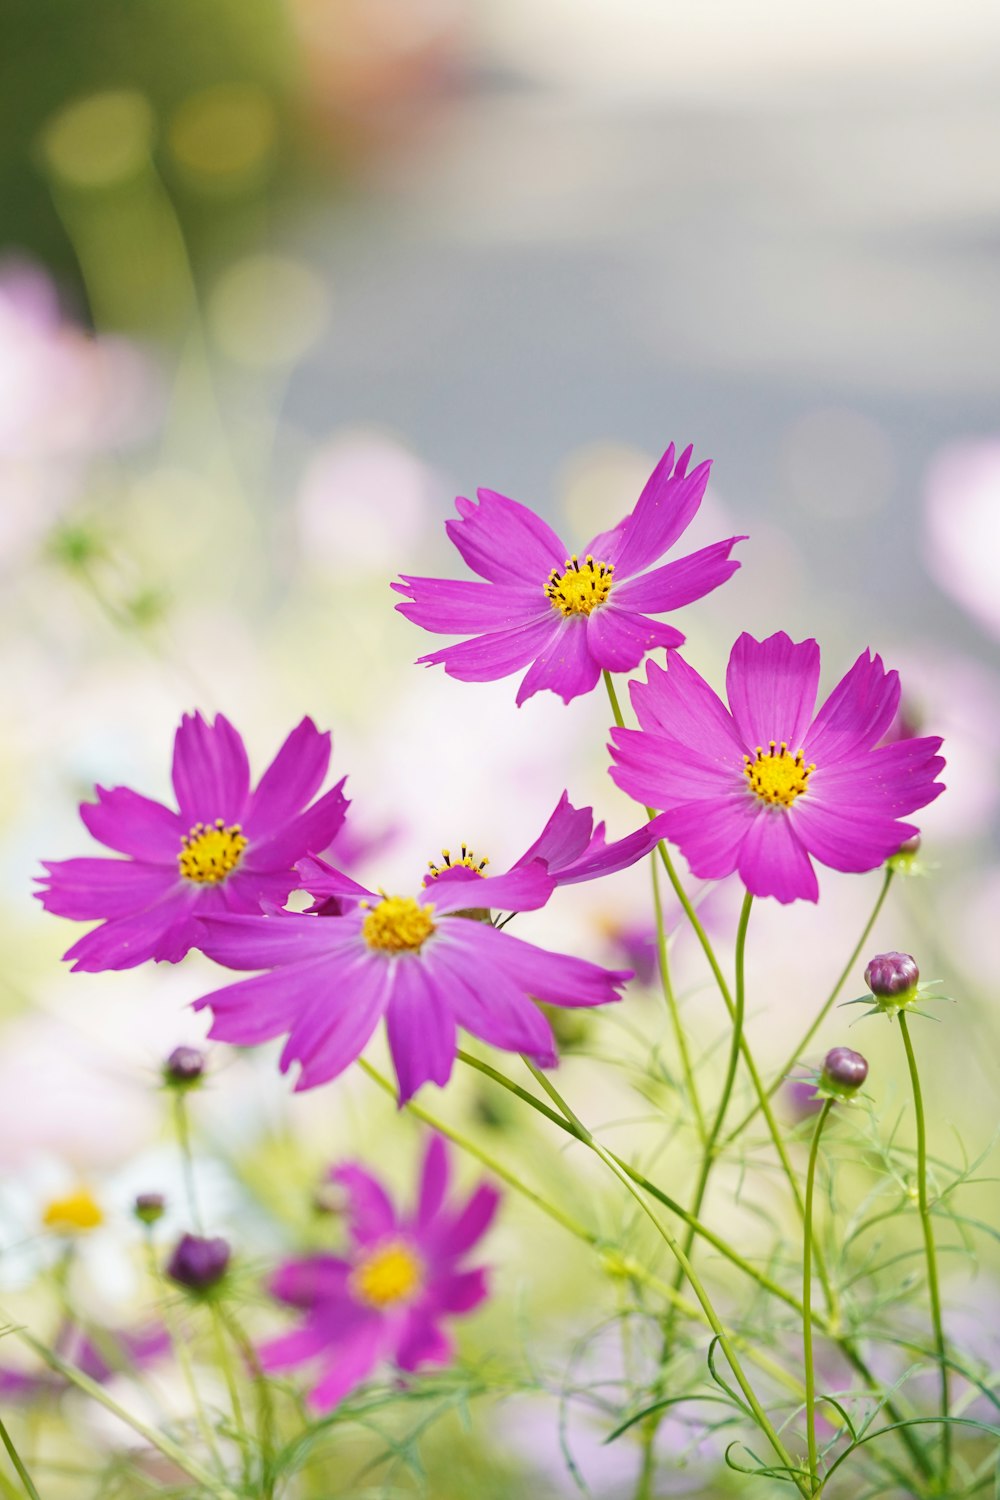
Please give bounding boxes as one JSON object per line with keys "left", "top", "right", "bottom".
{"left": 743, "top": 742, "right": 816, "bottom": 808}
{"left": 351, "top": 1240, "right": 424, "bottom": 1308}
{"left": 178, "top": 820, "right": 248, "bottom": 884}
{"left": 544, "top": 554, "right": 614, "bottom": 617}
{"left": 42, "top": 1188, "right": 104, "bottom": 1235}
{"left": 426, "top": 844, "right": 489, "bottom": 879}
{"left": 362, "top": 895, "right": 436, "bottom": 953}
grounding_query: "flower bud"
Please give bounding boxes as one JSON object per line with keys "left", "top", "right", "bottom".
{"left": 166, "top": 1232, "right": 230, "bottom": 1293}
{"left": 133, "top": 1192, "right": 166, "bottom": 1226}
{"left": 164, "top": 1046, "right": 205, "bottom": 1088}
{"left": 864, "top": 951, "right": 919, "bottom": 1003}
{"left": 820, "top": 1047, "right": 869, "bottom": 1099}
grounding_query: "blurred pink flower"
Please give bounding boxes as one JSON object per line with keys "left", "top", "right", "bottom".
{"left": 923, "top": 440, "right": 1000, "bottom": 640}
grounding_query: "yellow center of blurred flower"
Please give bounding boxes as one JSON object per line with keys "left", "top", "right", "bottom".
{"left": 743, "top": 743, "right": 815, "bottom": 808}
{"left": 544, "top": 555, "right": 614, "bottom": 616}
{"left": 362, "top": 896, "right": 436, "bottom": 952}
{"left": 178, "top": 821, "right": 248, "bottom": 883}
{"left": 351, "top": 1241, "right": 424, "bottom": 1308}
{"left": 42, "top": 1189, "right": 104, "bottom": 1235}
{"left": 426, "top": 844, "right": 489, "bottom": 879}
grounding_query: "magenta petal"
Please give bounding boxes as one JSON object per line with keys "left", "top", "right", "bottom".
{"left": 441, "top": 920, "right": 629, "bottom": 1009}
{"left": 515, "top": 617, "right": 601, "bottom": 706}
{"left": 609, "top": 728, "right": 740, "bottom": 812}
{"left": 514, "top": 791, "right": 594, "bottom": 869}
{"left": 415, "top": 1135, "right": 450, "bottom": 1232}
{"left": 611, "top": 449, "right": 712, "bottom": 578}
{"left": 36, "top": 858, "right": 173, "bottom": 920}
{"left": 423, "top": 939, "right": 558, "bottom": 1063}
{"left": 294, "top": 854, "right": 378, "bottom": 905}
{"left": 805, "top": 651, "right": 900, "bottom": 766}
{"left": 793, "top": 801, "right": 919, "bottom": 874}
{"left": 654, "top": 797, "right": 758, "bottom": 882}
{"left": 726, "top": 633, "right": 821, "bottom": 753}
{"left": 394, "top": 1312, "right": 452, "bottom": 1371}
{"left": 308, "top": 1317, "right": 385, "bottom": 1411}
{"left": 811, "top": 737, "right": 945, "bottom": 818}
{"left": 62, "top": 887, "right": 197, "bottom": 971}
{"left": 244, "top": 779, "right": 349, "bottom": 872}
{"left": 332, "top": 1164, "right": 400, "bottom": 1245}
{"left": 392, "top": 575, "right": 542, "bottom": 633}
{"left": 585, "top": 606, "right": 682, "bottom": 673}
{"left": 257, "top": 1321, "right": 333, "bottom": 1373}
{"left": 197, "top": 911, "right": 357, "bottom": 971}
{"left": 629, "top": 656, "right": 745, "bottom": 759}
{"left": 554, "top": 813, "right": 672, "bottom": 885}
{"left": 419, "top": 615, "right": 561, "bottom": 684}
{"left": 384, "top": 958, "right": 457, "bottom": 1103}
{"left": 737, "top": 810, "right": 819, "bottom": 903}
{"left": 270, "top": 1257, "right": 352, "bottom": 1308}
{"left": 430, "top": 860, "right": 554, "bottom": 915}
{"left": 245, "top": 717, "right": 331, "bottom": 837}
{"left": 283, "top": 952, "right": 390, "bottom": 1091}
{"left": 446, "top": 488, "right": 566, "bottom": 584}
{"left": 436, "top": 1268, "right": 489, "bottom": 1314}
{"left": 431, "top": 1183, "right": 501, "bottom": 1259}
{"left": 613, "top": 535, "right": 745, "bottom": 614}
{"left": 79, "top": 786, "right": 182, "bottom": 860}
{"left": 171, "top": 712, "right": 251, "bottom": 825}
{"left": 195, "top": 961, "right": 328, "bottom": 1045}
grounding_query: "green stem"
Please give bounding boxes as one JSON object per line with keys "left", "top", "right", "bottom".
{"left": 173, "top": 1092, "right": 204, "bottom": 1235}
{"left": 217, "top": 1304, "right": 276, "bottom": 1500}
{"left": 804, "top": 1098, "right": 834, "bottom": 1492}
{"left": 898, "top": 1012, "right": 950, "bottom": 1490}
{"left": 0, "top": 1416, "right": 41, "bottom": 1500}
{"left": 724, "top": 868, "right": 894, "bottom": 1145}
{"left": 521, "top": 1058, "right": 811, "bottom": 1498}
{"left": 209, "top": 1303, "right": 247, "bottom": 1447}
{"left": 651, "top": 858, "right": 707, "bottom": 1144}
{"left": 144, "top": 1236, "right": 224, "bottom": 1474}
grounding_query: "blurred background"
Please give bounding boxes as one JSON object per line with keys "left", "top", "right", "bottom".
{"left": 2, "top": 2, "right": 1000, "bottom": 1494}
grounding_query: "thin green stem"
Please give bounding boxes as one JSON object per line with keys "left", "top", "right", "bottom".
{"left": 0, "top": 1416, "right": 41, "bottom": 1500}
{"left": 651, "top": 858, "right": 707, "bottom": 1144}
{"left": 725, "top": 868, "right": 894, "bottom": 1144}
{"left": 173, "top": 1092, "right": 204, "bottom": 1235}
{"left": 521, "top": 1058, "right": 811, "bottom": 1499}
{"left": 209, "top": 1303, "right": 247, "bottom": 1448}
{"left": 217, "top": 1304, "right": 276, "bottom": 1500}
{"left": 804, "top": 1098, "right": 834, "bottom": 1492}
{"left": 898, "top": 1012, "right": 950, "bottom": 1490}
{"left": 144, "top": 1236, "right": 224, "bottom": 1474}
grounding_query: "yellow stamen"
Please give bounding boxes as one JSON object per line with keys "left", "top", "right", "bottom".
{"left": 362, "top": 895, "right": 436, "bottom": 953}
{"left": 351, "top": 1240, "right": 424, "bottom": 1308}
{"left": 544, "top": 554, "right": 614, "bottom": 617}
{"left": 178, "top": 820, "right": 248, "bottom": 884}
{"left": 42, "top": 1188, "right": 104, "bottom": 1235}
{"left": 427, "top": 843, "right": 489, "bottom": 879}
{"left": 743, "top": 742, "right": 816, "bottom": 808}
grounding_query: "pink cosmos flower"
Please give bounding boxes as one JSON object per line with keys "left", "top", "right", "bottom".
{"left": 608, "top": 632, "right": 945, "bottom": 904}
{"left": 193, "top": 856, "right": 631, "bottom": 1101}
{"left": 37, "top": 714, "right": 348, "bottom": 971}
{"left": 393, "top": 443, "right": 744, "bottom": 705}
{"left": 260, "top": 1135, "right": 499, "bottom": 1412}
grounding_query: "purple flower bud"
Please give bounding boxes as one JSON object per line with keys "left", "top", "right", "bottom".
{"left": 821, "top": 1047, "right": 869, "bottom": 1096}
{"left": 164, "top": 1046, "right": 205, "bottom": 1087}
{"left": 864, "top": 951, "right": 919, "bottom": 1000}
{"left": 133, "top": 1192, "right": 166, "bottom": 1225}
{"left": 166, "top": 1233, "right": 230, "bottom": 1293}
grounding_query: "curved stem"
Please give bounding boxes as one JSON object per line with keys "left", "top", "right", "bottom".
{"left": 651, "top": 858, "right": 707, "bottom": 1144}
{"left": 898, "top": 1012, "right": 950, "bottom": 1490}
{"left": 521, "top": 1058, "right": 811, "bottom": 1499}
{"left": 0, "top": 1416, "right": 41, "bottom": 1500}
{"left": 724, "top": 868, "right": 894, "bottom": 1145}
{"left": 804, "top": 1098, "right": 834, "bottom": 1492}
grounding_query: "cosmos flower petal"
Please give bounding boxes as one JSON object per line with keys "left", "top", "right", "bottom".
{"left": 196, "top": 960, "right": 333, "bottom": 1045}
{"left": 553, "top": 813, "right": 673, "bottom": 884}
{"left": 613, "top": 535, "right": 745, "bottom": 614}
{"left": 446, "top": 488, "right": 566, "bottom": 583}
{"left": 515, "top": 617, "right": 602, "bottom": 706}
{"left": 415, "top": 1135, "right": 450, "bottom": 1231}
{"left": 62, "top": 887, "right": 198, "bottom": 972}
{"left": 811, "top": 737, "right": 946, "bottom": 818}
{"left": 514, "top": 791, "right": 594, "bottom": 868}
{"left": 307, "top": 1317, "right": 385, "bottom": 1412}
{"left": 418, "top": 616, "right": 562, "bottom": 684}
{"left": 792, "top": 801, "right": 920, "bottom": 873}
{"left": 171, "top": 712, "right": 251, "bottom": 825}
{"left": 269, "top": 1256, "right": 353, "bottom": 1309}
{"left": 431, "top": 1183, "right": 502, "bottom": 1260}
{"left": 294, "top": 854, "right": 379, "bottom": 905}
{"left": 429, "top": 859, "right": 554, "bottom": 915}
{"left": 737, "top": 809, "right": 819, "bottom": 904}
{"left": 655, "top": 797, "right": 759, "bottom": 881}
{"left": 609, "top": 728, "right": 740, "bottom": 810}
{"left": 283, "top": 954, "right": 390, "bottom": 1092}
{"left": 805, "top": 650, "right": 900, "bottom": 765}
{"left": 611, "top": 449, "right": 712, "bottom": 578}
{"left": 423, "top": 939, "right": 558, "bottom": 1064}
{"left": 392, "top": 575, "right": 544, "bottom": 633}
{"left": 586, "top": 606, "right": 682, "bottom": 673}
{"left": 395, "top": 1312, "right": 453, "bottom": 1371}
{"left": 244, "top": 779, "right": 349, "bottom": 871}
{"left": 628, "top": 656, "right": 745, "bottom": 758}
{"left": 440, "top": 919, "right": 630, "bottom": 1008}
{"left": 35, "top": 858, "right": 174, "bottom": 920}
{"left": 197, "top": 911, "right": 357, "bottom": 970}
{"left": 436, "top": 1268, "right": 490, "bottom": 1313}
{"left": 245, "top": 716, "right": 331, "bottom": 836}
{"left": 79, "top": 786, "right": 182, "bottom": 860}
{"left": 331, "top": 1165, "right": 400, "bottom": 1244}
{"left": 385, "top": 958, "right": 458, "bottom": 1104}
{"left": 258, "top": 1320, "right": 336, "bottom": 1373}
{"left": 726, "top": 632, "right": 821, "bottom": 752}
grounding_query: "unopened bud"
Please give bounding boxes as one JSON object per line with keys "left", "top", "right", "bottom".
{"left": 164, "top": 1046, "right": 205, "bottom": 1088}
{"left": 134, "top": 1192, "right": 166, "bottom": 1226}
{"left": 166, "top": 1233, "right": 230, "bottom": 1293}
{"left": 820, "top": 1047, "right": 869, "bottom": 1099}
{"left": 864, "top": 951, "right": 919, "bottom": 1003}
